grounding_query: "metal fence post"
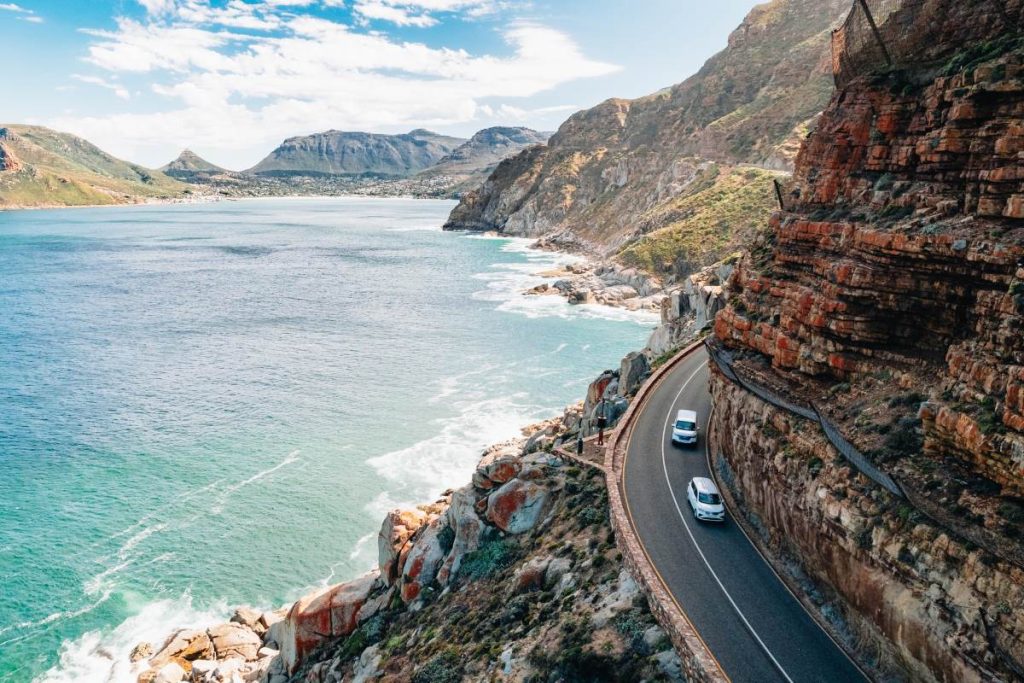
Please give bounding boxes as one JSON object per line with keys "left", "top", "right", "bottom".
{"left": 857, "top": 0, "right": 894, "bottom": 66}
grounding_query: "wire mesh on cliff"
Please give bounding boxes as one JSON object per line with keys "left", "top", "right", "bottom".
{"left": 831, "top": 0, "right": 1024, "bottom": 88}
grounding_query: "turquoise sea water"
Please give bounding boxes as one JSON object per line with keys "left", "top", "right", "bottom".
{"left": 0, "top": 198, "right": 655, "bottom": 682}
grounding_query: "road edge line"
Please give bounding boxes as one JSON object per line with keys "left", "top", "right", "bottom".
{"left": 604, "top": 337, "right": 730, "bottom": 683}
{"left": 705, "top": 394, "right": 875, "bottom": 682}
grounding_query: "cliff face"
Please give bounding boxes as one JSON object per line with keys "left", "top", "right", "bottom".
{"left": 711, "top": 1, "right": 1024, "bottom": 680}
{"left": 444, "top": 0, "right": 848, "bottom": 263}
{"left": 247, "top": 129, "right": 465, "bottom": 177}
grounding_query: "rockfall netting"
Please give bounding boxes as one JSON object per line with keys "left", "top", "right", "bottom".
{"left": 832, "top": 0, "right": 1024, "bottom": 88}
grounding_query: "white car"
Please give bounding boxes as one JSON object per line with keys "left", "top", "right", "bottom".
{"left": 671, "top": 409, "right": 699, "bottom": 447}
{"left": 687, "top": 477, "right": 725, "bottom": 522}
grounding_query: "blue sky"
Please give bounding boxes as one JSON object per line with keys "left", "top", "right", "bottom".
{"left": 2, "top": 0, "right": 763, "bottom": 169}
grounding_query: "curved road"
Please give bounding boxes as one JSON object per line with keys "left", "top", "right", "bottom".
{"left": 622, "top": 348, "right": 867, "bottom": 683}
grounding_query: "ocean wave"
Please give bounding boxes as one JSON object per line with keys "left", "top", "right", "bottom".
{"left": 365, "top": 394, "right": 547, "bottom": 515}
{"left": 211, "top": 450, "right": 301, "bottom": 514}
{"left": 36, "top": 595, "right": 228, "bottom": 683}
{"left": 0, "top": 590, "right": 113, "bottom": 643}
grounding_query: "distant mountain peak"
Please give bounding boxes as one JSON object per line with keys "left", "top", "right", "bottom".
{"left": 161, "top": 149, "right": 227, "bottom": 176}
{"left": 245, "top": 129, "right": 467, "bottom": 177}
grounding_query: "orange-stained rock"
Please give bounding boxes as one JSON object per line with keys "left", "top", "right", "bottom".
{"left": 485, "top": 479, "right": 549, "bottom": 534}
{"left": 377, "top": 508, "right": 427, "bottom": 585}
{"left": 273, "top": 572, "right": 378, "bottom": 673}
{"left": 398, "top": 518, "right": 448, "bottom": 603}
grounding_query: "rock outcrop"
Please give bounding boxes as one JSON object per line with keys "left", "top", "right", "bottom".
{"left": 710, "top": 1, "right": 1024, "bottom": 680}
{"left": 131, "top": 352, "right": 676, "bottom": 682}
{"left": 444, "top": 0, "right": 848, "bottom": 264}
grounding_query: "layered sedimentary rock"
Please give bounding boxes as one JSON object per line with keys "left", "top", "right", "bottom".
{"left": 711, "top": 1, "right": 1024, "bottom": 680}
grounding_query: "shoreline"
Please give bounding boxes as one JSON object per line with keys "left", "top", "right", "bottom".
{"left": 26, "top": 213, "right": 666, "bottom": 682}
{"left": 0, "top": 192, "right": 462, "bottom": 214}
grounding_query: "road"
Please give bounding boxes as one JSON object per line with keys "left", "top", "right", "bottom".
{"left": 621, "top": 347, "right": 868, "bottom": 683}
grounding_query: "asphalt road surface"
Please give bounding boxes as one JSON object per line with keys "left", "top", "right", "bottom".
{"left": 621, "top": 347, "right": 868, "bottom": 683}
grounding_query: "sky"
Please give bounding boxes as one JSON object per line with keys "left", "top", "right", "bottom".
{"left": 1, "top": 0, "right": 764, "bottom": 170}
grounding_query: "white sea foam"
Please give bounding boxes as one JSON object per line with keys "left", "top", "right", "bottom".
{"left": 365, "top": 394, "right": 546, "bottom": 515}
{"left": 466, "top": 236, "right": 657, "bottom": 326}
{"left": 36, "top": 594, "right": 228, "bottom": 683}
{"left": 0, "top": 590, "right": 113, "bottom": 643}
{"left": 211, "top": 450, "right": 301, "bottom": 514}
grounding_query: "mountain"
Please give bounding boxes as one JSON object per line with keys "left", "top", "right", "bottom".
{"left": 160, "top": 149, "right": 228, "bottom": 179}
{"left": 444, "top": 0, "right": 849, "bottom": 271}
{"left": 246, "top": 129, "right": 466, "bottom": 177}
{"left": 709, "top": 0, "right": 1024, "bottom": 680}
{"left": 0, "top": 125, "right": 187, "bottom": 209}
{"left": 415, "top": 126, "right": 549, "bottom": 192}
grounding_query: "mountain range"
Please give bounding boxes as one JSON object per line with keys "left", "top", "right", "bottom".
{"left": 444, "top": 0, "right": 849, "bottom": 275}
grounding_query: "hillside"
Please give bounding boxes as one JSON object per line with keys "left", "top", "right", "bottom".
{"left": 246, "top": 129, "right": 465, "bottom": 177}
{"left": 415, "top": 126, "right": 549, "bottom": 194}
{"left": 0, "top": 125, "right": 187, "bottom": 209}
{"left": 160, "top": 149, "right": 228, "bottom": 179}
{"left": 710, "top": 0, "right": 1024, "bottom": 679}
{"left": 444, "top": 0, "right": 849, "bottom": 272}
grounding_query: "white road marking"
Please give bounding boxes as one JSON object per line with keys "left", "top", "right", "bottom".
{"left": 660, "top": 361, "right": 795, "bottom": 683}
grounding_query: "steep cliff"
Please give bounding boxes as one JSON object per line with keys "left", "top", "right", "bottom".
{"left": 0, "top": 125, "right": 187, "bottom": 208}
{"left": 444, "top": 0, "right": 849, "bottom": 265}
{"left": 247, "top": 129, "right": 465, "bottom": 177}
{"left": 711, "top": 0, "right": 1024, "bottom": 680}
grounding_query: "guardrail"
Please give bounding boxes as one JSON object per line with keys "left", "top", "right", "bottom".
{"left": 706, "top": 338, "right": 1024, "bottom": 571}
{"left": 603, "top": 338, "right": 729, "bottom": 683}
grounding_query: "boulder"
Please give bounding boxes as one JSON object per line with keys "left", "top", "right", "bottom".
{"left": 351, "top": 644, "right": 382, "bottom": 683}
{"left": 189, "top": 660, "right": 218, "bottom": 681}
{"left": 513, "top": 557, "right": 550, "bottom": 593}
{"left": 473, "top": 443, "right": 523, "bottom": 490}
{"left": 275, "top": 572, "right": 378, "bottom": 673}
{"left": 207, "top": 623, "right": 261, "bottom": 662}
{"left": 544, "top": 557, "right": 573, "bottom": 589}
{"left": 437, "top": 487, "right": 486, "bottom": 585}
{"left": 355, "top": 586, "right": 393, "bottom": 624}
{"left": 149, "top": 629, "right": 213, "bottom": 669}
{"left": 259, "top": 609, "right": 285, "bottom": 633}
{"left": 619, "top": 351, "right": 650, "bottom": 397}
{"left": 486, "top": 479, "right": 550, "bottom": 534}
{"left": 229, "top": 607, "right": 262, "bottom": 633}
{"left": 153, "top": 662, "right": 186, "bottom": 683}
{"left": 378, "top": 508, "right": 427, "bottom": 585}
{"left": 399, "top": 519, "right": 449, "bottom": 603}
{"left": 130, "top": 642, "right": 154, "bottom": 662}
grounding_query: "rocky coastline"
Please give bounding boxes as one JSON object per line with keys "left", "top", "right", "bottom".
{"left": 126, "top": 286, "right": 698, "bottom": 683}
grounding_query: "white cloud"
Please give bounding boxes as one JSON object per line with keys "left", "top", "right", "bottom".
{"left": 53, "top": 2, "right": 619, "bottom": 167}
{"left": 2, "top": 2, "right": 43, "bottom": 22}
{"left": 72, "top": 74, "right": 132, "bottom": 100}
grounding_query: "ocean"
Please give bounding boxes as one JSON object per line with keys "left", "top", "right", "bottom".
{"left": 0, "top": 198, "right": 655, "bottom": 681}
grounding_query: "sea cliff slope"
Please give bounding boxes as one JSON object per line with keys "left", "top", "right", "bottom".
{"left": 443, "top": 0, "right": 849, "bottom": 268}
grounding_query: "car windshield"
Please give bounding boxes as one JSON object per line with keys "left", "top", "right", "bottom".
{"left": 698, "top": 492, "right": 721, "bottom": 505}
{"left": 675, "top": 420, "right": 696, "bottom": 431}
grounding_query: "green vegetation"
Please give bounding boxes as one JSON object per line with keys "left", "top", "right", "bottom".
{"left": 617, "top": 166, "right": 780, "bottom": 276}
{"left": 0, "top": 125, "right": 186, "bottom": 208}
{"left": 456, "top": 538, "right": 522, "bottom": 581}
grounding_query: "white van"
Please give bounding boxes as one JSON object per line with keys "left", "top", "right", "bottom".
{"left": 671, "top": 409, "right": 698, "bottom": 447}
{"left": 687, "top": 477, "right": 725, "bottom": 522}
